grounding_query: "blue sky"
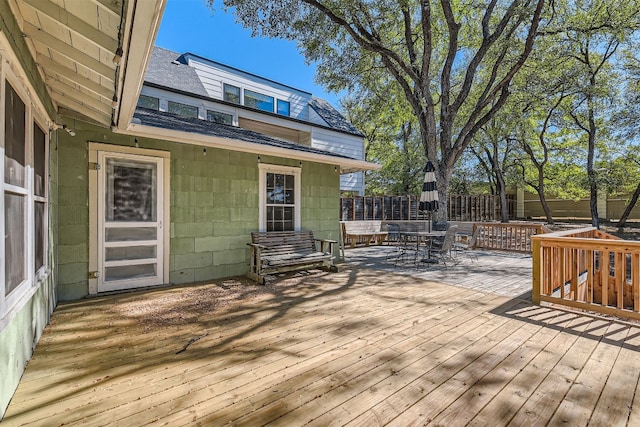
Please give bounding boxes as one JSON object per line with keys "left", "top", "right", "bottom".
{"left": 155, "top": 0, "right": 343, "bottom": 107}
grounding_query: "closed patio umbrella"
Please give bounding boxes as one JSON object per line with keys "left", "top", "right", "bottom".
{"left": 419, "top": 160, "right": 439, "bottom": 232}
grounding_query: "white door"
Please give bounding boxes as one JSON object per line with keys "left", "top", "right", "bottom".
{"left": 97, "top": 152, "right": 164, "bottom": 292}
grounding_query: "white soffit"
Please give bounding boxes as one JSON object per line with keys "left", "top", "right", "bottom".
{"left": 10, "top": 0, "right": 165, "bottom": 128}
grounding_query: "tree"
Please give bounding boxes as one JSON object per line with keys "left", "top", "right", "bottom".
{"left": 542, "top": 0, "right": 640, "bottom": 227}
{"left": 341, "top": 84, "right": 424, "bottom": 195}
{"left": 213, "top": 0, "right": 547, "bottom": 220}
{"left": 469, "top": 116, "right": 518, "bottom": 223}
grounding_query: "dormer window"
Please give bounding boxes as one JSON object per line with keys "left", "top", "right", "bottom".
{"left": 137, "top": 95, "right": 159, "bottom": 110}
{"left": 244, "top": 89, "right": 274, "bottom": 113}
{"left": 168, "top": 101, "right": 198, "bottom": 118}
{"left": 223, "top": 84, "right": 240, "bottom": 104}
{"left": 277, "top": 100, "right": 290, "bottom": 117}
{"left": 207, "top": 109, "right": 233, "bottom": 125}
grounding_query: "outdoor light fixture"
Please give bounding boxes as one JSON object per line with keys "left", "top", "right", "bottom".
{"left": 61, "top": 124, "right": 75, "bottom": 137}
{"left": 113, "top": 47, "right": 123, "bottom": 65}
{"left": 203, "top": 147, "right": 207, "bottom": 156}
{"left": 257, "top": 155, "right": 261, "bottom": 163}
{"left": 134, "top": 138, "right": 139, "bottom": 148}
{"left": 112, "top": 95, "right": 118, "bottom": 108}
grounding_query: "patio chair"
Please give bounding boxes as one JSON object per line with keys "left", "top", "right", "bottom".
{"left": 386, "top": 222, "right": 400, "bottom": 245}
{"left": 428, "top": 225, "right": 458, "bottom": 269}
{"left": 452, "top": 227, "right": 479, "bottom": 261}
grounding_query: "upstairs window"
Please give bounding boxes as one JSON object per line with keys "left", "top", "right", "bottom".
{"left": 207, "top": 110, "right": 233, "bottom": 125}
{"left": 223, "top": 84, "right": 240, "bottom": 104}
{"left": 168, "top": 101, "right": 198, "bottom": 118}
{"left": 137, "top": 95, "right": 159, "bottom": 110}
{"left": 244, "top": 90, "right": 274, "bottom": 113}
{"left": 277, "top": 100, "right": 290, "bottom": 117}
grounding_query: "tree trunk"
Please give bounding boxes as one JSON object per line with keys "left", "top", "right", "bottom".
{"left": 587, "top": 78, "right": 599, "bottom": 228}
{"left": 617, "top": 182, "right": 640, "bottom": 228}
{"left": 537, "top": 172, "right": 554, "bottom": 225}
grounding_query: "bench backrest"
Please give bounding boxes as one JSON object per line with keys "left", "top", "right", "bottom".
{"left": 251, "top": 231, "right": 317, "bottom": 256}
{"left": 342, "top": 220, "right": 383, "bottom": 233}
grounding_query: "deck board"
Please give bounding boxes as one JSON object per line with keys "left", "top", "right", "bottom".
{"left": 3, "top": 249, "right": 640, "bottom": 426}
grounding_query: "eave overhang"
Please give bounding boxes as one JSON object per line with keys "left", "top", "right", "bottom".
{"left": 115, "top": 123, "right": 380, "bottom": 174}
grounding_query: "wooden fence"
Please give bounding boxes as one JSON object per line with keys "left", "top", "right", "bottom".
{"left": 532, "top": 227, "right": 640, "bottom": 321}
{"left": 340, "top": 194, "right": 514, "bottom": 222}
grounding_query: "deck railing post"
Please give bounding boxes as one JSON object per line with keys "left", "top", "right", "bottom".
{"left": 532, "top": 235, "right": 542, "bottom": 305}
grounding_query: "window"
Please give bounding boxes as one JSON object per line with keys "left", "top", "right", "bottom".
{"left": 277, "top": 100, "right": 290, "bottom": 117}
{"left": 2, "top": 76, "right": 49, "bottom": 322}
{"left": 223, "top": 84, "right": 240, "bottom": 104}
{"left": 137, "top": 95, "right": 159, "bottom": 110}
{"left": 168, "top": 101, "right": 198, "bottom": 118}
{"left": 33, "top": 124, "right": 47, "bottom": 273}
{"left": 244, "top": 89, "right": 274, "bottom": 113}
{"left": 207, "top": 110, "right": 233, "bottom": 125}
{"left": 4, "top": 81, "right": 27, "bottom": 296}
{"left": 259, "top": 164, "right": 300, "bottom": 232}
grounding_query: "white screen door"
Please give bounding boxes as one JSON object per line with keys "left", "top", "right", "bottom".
{"left": 97, "top": 152, "right": 164, "bottom": 292}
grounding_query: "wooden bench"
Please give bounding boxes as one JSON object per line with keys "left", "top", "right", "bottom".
{"left": 247, "top": 230, "right": 337, "bottom": 284}
{"left": 341, "top": 221, "right": 389, "bottom": 248}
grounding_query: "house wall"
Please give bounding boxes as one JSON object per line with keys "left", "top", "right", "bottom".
{"left": 56, "top": 120, "right": 341, "bottom": 300}
{"left": 311, "top": 127, "right": 365, "bottom": 195}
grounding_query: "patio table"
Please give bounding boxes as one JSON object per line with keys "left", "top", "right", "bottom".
{"left": 398, "top": 230, "right": 446, "bottom": 264}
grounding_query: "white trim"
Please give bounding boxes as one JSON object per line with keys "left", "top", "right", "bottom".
{"left": 258, "top": 163, "right": 301, "bottom": 232}
{"left": 114, "top": 0, "right": 167, "bottom": 129}
{"left": 0, "top": 46, "right": 53, "bottom": 329}
{"left": 119, "top": 123, "right": 379, "bottom": 174}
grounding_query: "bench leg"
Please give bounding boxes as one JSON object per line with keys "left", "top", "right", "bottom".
{"left": 246, "top": 272, "right": 265, "bottom": 285}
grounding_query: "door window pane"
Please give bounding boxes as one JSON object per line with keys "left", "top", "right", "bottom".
{"left": 105, "top": 227, "right": 157, "bottom": 242}
{"left": 106, "top": 245, "right": 157, "bottom": 261}
{"left": 34, "top": 123, "right": 46, "bottom": 197}
{"left": 105, "top": 264, "right": 157, "bottom": 281}
{"left": 106, "top": 158, "right": 157, "bottom": 222}
{"left": 5, "top": 193, "right": 25, "bottom": 294}
{"left": 4, "top": 82, "right": 26, "bottom": 187}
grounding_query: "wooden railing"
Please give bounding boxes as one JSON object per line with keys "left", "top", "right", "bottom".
{"left": 532, "top": 227, "right": 640, "bottom": 321}
{"left": 473, "top": 222, "right": 551, "bottom": 253}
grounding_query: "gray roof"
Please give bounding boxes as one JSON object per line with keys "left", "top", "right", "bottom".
{"left": 133, "top": 107, "right": 356, "bottom": 160}
{"left": 309, "top": 97, "right": 362, "bottom": 135}
{"left": 144, "top": 47, "right": 209, "bottom": 97}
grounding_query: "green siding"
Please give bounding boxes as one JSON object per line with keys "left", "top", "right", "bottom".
{"left": 56, "top": 121, "right": 341, "bottom": 298}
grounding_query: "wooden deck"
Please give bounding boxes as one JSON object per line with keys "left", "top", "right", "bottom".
{"left": 3, "top": 251, "right": 640, "bottom": 426}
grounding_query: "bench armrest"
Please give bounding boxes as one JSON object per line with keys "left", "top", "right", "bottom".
{"left": 247, "top": 242, "right": 268, "bottom": 250}
{"left": 315, "top": 238, "right": 338, "bottom": 244}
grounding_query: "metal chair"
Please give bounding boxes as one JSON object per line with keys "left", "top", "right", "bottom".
{"left": 453, "top": 227, "right": 480, "bottom": 261}
{"left": 428, "top": 225, "right": 458, "bottom": 269}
